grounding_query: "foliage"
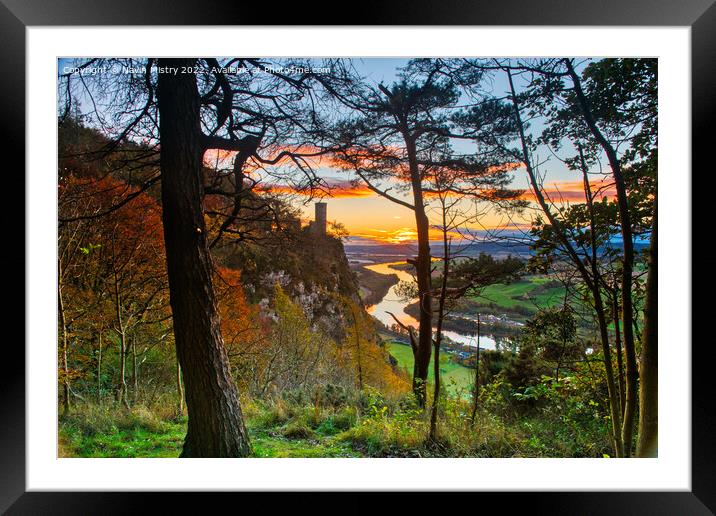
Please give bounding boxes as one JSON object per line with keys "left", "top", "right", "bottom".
{"left": 56, "top": 58, "right": 655, "bottom": 459}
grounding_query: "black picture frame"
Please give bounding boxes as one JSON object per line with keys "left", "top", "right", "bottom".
{"left": 2, "top": 1, "right": 710, "bottom": 512}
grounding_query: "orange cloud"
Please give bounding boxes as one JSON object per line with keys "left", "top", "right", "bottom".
{"left": 519, "top": 179, "right": 616, "bottom": 203}
{"left": 260, "top": 178, "right": 376, "bottom": 199}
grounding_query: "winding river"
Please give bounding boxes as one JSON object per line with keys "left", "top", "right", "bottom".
{"left": 364, "top": 261, "right": 502, "bottom": 350}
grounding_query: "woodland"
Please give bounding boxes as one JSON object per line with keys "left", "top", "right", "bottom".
{"left": 57, "top": 57, "right": 656, "bottom": 458}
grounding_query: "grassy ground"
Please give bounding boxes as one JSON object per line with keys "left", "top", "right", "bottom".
{"left": 58, "top": 387, "right": 610, "bottom": 459}
{"left": 58, "top": 403, "right": 362, "bottom": 458}
{"left": 466, "top": 275, "right": 565, "bottom": 317}
{"left": 250, "top": 431, "right": 360, "bottom": 458}
{"left": 386, "top": 342, "right": 474, "bottom": 397}
{"left": 59, "top": 422, "right": 361, "bottom": 458}
{"left": 59, "top": 406, "right": 186, "bottom": 458}
{"left": 58, "top": 354, "right": 610, "bottom": 459}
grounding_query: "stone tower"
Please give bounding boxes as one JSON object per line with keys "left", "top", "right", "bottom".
{"left": 314, "top": 202, "right": 327, "bottom": 236}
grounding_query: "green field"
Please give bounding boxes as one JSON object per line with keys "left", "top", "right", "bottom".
{"left": 386, "top": 342, "right": 474, "bottom": 396}
{"left": 469, "top": 275, "right": 566, "bottom": 315}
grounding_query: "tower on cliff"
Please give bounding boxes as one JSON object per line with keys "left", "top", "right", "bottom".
{"left": 314, "top": 202, "right": 327, "bottom": 236}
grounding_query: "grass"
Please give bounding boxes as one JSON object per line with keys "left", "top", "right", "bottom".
{"left": 59, "top": 401, "right": 363, "bottom": 458}
{"left": 250, "top": 431, "right": 360, "bottom": 458}
{"left": 386, "top": 342, "right": 474, "bottom": 396}
{"left": 59, "top": 405, "right": 185, "bottom": 458}
{"left": 468, "top": 275, "right": 565, "bottom": 316}
{"left": 58, "top": 377, "right": 610, "bottom": 459}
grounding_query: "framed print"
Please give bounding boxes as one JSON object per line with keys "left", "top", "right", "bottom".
{"left": 2, "top": 0, "right": 712, "bottom": 513}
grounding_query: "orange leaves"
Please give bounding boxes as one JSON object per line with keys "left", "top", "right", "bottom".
{"left": 214, "top": 266, "right": 267, "bottom": 353}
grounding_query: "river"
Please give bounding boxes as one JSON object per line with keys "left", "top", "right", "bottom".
{"left": 364, "top": 261, "right": 504, "bottom": 350}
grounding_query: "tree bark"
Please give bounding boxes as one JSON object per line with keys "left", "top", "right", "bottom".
{"left": 176, "top": 359, "right": 185, "bottom": 416}
{"left": 113, "top": 270, "right": 129, "bottom": 409}
{"left": 430, "top": 216, "right": 450, "bottom": 441}
{"left": 58, "top": 276, "right": 70, "bottom": 415}
{"left": 612, "top": 291, "right": 626, "bottom": 418}
{"left": 131, "top": 335, "right": 138, "bottom": 402}
{"left": 97, "top": 332, "right": 102, "bottom": 405}
{"left": 404, "top": 130, "right": 432, "bottom": 406}
{"left": 470, "top": 314, "right": 481, "bottom": 426}
{"left": 637, "top": 197, "right": 657, "bottom": 457}
{"left": 157, "top": 58, "right": 251, "bottom": 457}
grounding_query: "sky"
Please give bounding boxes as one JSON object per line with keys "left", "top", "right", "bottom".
{"left": 282, "top": 58, "right": 611, "bottom": 243}
{"left": 59, "top": 57, "right": 614, "bottom": 245}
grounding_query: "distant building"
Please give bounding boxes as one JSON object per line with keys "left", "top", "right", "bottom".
{"left": 314, "top": 202, "right": 327, "bottom": 236}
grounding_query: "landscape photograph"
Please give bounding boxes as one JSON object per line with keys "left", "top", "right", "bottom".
{"left": 56, "top": 57, "right": 657, "bottom": 459}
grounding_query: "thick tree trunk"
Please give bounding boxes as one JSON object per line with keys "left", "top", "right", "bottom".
{"left": 637, "top": 198, "right": 658, "bottom": 457}
{"left": 405, "top": 132, "right": 432, "bottom": 406}
{"left": 413, "top": 210, "right": 433, "bottom": 406}
{"left": 158, "top": 58, "right": 251, "bottom": 457}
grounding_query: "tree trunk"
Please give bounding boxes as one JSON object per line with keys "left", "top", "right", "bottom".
{"left": 430, "top": 223, "right": 450, "bottom": 441}
{"left": 97, "top": 332, "right": 102, "bottom": 405}
{"left": 566, "top": 59, "right": 637, "bottom": 456}
{"left": 579, "top": 149, "right": 625, "bottom": 455}
{"left": 593, "top": 288, "right": 624, "bottom": 456}
{"left": 404, "top": 131, "right": 432, "bottom": 406}
{"left": 131, "top": 336, "right": 138, "bottom": 402}
{"left": 507, "top": 69, "right": 623, "bottom": 456}
{"left": 117, "top": 328, "right": 128, "bottom": 409}
{"left": 158, "top": 58, "right": 251, "bottom": 457}
{"left": 637, "top": 198, "right": 657, "bottom": 457}
{"left": 176, "top": 359, "right": 185, "bottom": 416}
{"left": 113, "top": 268, "right": 129, "bottom": 409}
{"left": 58, "top": 279, "right": 70, "bottom": 415}
{"left": 613, "top": 291, "right": 626, "bottom": 418}
{"left": 470, "top": 314, "right": 481, "bottom": 426}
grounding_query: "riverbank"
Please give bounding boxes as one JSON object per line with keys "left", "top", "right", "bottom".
{"left": 353, "top": 265, "right": 400, "bottom": 307}
{"left": 359, "top": 261, "right": 521, "bottom": 348}
{"left": 403, "top": 301, "right": 523, "bottom": 343}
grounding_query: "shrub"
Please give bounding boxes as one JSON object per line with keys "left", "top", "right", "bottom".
{"left": 60, "top": 403, "right": 170, "bottom": 437}
{"left": 316, "top": 406, "right": 358, "bottom": 435}
{"left": 248, "top": 399, "right": 292, "bottom": 430}
{"left": 281, "top": 419, "right": 316, "bottom": 440}
{"left": 332, "top": 406, "right": 358, "bottom": 430}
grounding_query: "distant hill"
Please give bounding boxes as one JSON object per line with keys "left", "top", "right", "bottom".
{"left": 344, "top": 235, "right": 650, "bottom": 263}
{"left": 344, "top": 237, "right": 532, "bottom": 262}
